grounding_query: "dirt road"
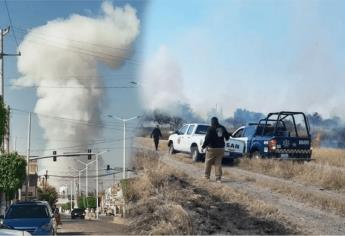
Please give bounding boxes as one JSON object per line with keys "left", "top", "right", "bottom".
{"left": 136, "top": 138, "right": 345, "bottom": 234}
{"left": 161, "top": 154, "right": 345, "bottom": 234}
{"left": 57, "top": 214, "right": 127, "bottom": 235}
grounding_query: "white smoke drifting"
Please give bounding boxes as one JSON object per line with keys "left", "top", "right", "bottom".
{"left": 140, "top": 45, "right": 187, "bottom": 112}
{"left": 15, "top": 2, "right": 140, "bottom": 185}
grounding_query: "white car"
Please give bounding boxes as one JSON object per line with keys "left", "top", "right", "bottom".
{"left": 168, "top": 123, "right": 209, "bottom": 162}
{"left": 0, "top": 227, "right": 32, "bottom": 236}
{"left": 168, "top": 123, "right": 246, "bottom": 162}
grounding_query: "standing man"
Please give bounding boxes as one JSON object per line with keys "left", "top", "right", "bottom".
{"left": 151, "top": 125, "right": 162, "bottom": 151}
{"left": 202, "top": 117, "right": 230, "bottom": 182}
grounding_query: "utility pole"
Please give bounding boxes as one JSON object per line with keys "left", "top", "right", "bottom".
{"left": 107, "top": 115, "right": 140, "bottom": 179}
{"left": 25, "top": 112, "right": 31, "bottom": 200}
{"left": 1, "top": 26, "right": 20, "bottom": 153}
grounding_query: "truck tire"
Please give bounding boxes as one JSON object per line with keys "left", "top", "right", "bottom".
{"left": 169, "top": 142, "right": 176, "bottom": 155}
{"left": 191, "top": 146, "right": 201, "bottom": 162}
{"left": 250, "top": 150, "right": 262, "bottom": 159}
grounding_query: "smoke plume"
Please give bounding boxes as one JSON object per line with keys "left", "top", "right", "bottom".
{"left": 15, "top": 2, "right": 140, "bottom": 183}
{"left": 140, "top": 45, "right": 186, "bottom": 112}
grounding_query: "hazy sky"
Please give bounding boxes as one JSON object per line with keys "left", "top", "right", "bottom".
{"left": 141, "top": 0, "right": 345, "bottom": 119}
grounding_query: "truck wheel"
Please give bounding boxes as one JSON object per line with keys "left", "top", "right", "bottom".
{"left": 250, "top": 151, "right": 262, "bottom": 159}
{"left": 191, "top": 146, "right": 201, "bottom": 162}
{"left": 169, "top": 143, "right": 176, "bottom": 155}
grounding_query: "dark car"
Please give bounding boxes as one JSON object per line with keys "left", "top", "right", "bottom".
{"left": 71, "top": 209, "right": 85, "bottom": 219}
{"left": 3, "top": 201, "right": 57, "bottom": 235}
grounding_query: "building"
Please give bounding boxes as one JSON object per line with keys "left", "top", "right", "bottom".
{"left": 21, "top": 160, "right": 39, "bottom": 200}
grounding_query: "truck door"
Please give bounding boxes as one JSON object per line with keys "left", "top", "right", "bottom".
{"left": 175, "top": 124, "right": 189, "bottom": 151}
{"left": 183, "top": 124, "right": 196, "bottom": 152}
{"left": 231, "top": 127, "right": 249, "bottom": 152}
{"left": 225, "top": 138, "right": 245, "bottom": 157}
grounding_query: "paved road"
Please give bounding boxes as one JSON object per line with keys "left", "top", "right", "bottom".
{"left": 57, "top": 214, "right": 128, "bottom": 235}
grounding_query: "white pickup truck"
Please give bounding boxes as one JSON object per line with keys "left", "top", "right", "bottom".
{"left": 168, "top": 123, "right": 245, "bottom": 162}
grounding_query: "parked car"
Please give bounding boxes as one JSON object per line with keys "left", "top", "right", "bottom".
{"left": 3, "top": 201, "right": 57, "bottom": 235}
{"left": 71, "top": 208, "right": 85, "bottom": 219}
{"left": 168, "top": 123, "right": 210, "bottom": 162}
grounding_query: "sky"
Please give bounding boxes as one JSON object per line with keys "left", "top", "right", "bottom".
{"left": 140, "top": 0, "right": 345, "bottom": 120}
{"left": 1, "top": 0, "right": 345, "bottom": 188}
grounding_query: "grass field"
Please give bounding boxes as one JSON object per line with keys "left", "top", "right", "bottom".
{"left": 125, "top": 149, "right": 298, "bottom": 235}
{"left": 312, "top": 148, "right": 345, "bottom": 168}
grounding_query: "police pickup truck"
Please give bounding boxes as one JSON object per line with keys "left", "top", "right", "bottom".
{"left": 226, "top": 111, "right": 312, "bottom": 160}
{"left": 168, "top": 123, "right": 209, "bottom": 162}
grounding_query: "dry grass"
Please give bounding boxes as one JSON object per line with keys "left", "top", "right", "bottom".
{"left": 313, "top": 148, "right": 345, "bottom": 168}
{"left": 126, "top": 149, "right": 298, "bottom": 235}
{"left": 238, "top": 159, "right": 345, "bottom": 191}
{"left": 255, "top": 179, "right": 345, "bottom": 216}
{"left": 221, "top": 168, "right": 345, "bottom": 216}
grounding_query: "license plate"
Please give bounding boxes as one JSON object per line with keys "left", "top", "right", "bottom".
{"left": 224, "top": 151, "right": 229, "bottom": 156}
{"left": 281, "top": 153, "right": 289, "bottom": 158}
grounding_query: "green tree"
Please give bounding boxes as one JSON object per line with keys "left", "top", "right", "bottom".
{"left": 37, "top": 185, "right": 58, "bottom": 207}
{"left": 0, "top": 153, "right": 26, "bottom": 205}
{"left": 62, "top": 202, "right": 74, "bottom": 211}
{"left": 0, "top": 101, "right": 8, "bottom": 148}
{"left": 78, "top": 196, "right": 96, "bottom": 209}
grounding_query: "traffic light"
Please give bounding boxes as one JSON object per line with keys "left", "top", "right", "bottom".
{"left": 107, "top": 165, "right": 110, "bottom": 171}
{"left": 87, "top": 149, "right": 92, "bottom": 160}
{"left": 53, "top": 151, "right": 57, "bottom": 162}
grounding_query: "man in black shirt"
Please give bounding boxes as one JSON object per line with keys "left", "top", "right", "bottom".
{"left": 202, "top": 117, "right": 230, "bottom": 182}
{"left": 151, "top": 125, "right": 162, "bottom": 151}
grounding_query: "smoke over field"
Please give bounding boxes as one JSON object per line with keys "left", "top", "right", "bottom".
{"left": 15, "top": 1, "right": 140, "bottom": 182}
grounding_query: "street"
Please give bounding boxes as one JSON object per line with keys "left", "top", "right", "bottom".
{"left": 57, "top": 214, "right": 128, "bottom": 235}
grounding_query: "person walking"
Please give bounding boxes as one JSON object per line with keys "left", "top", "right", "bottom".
{"left": 151, "top": 125, "right": 162, "bottom": 151}
{"left": 202, "top": 117, "right": 230, "bottom": 182}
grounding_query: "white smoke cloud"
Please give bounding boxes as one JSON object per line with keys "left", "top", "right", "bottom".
{"left": 15, "top": 2, "right": 140, "bottom": 185}
{"left": 139, "top": 45, "right": 187, "bottom": 112}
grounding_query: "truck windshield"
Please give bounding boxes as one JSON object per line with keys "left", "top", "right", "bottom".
{"left": 6, "top": 205, "right": 50, "bottom": 219}
{"left": 243, "top": 126, "right": 256, "bottom": 137}
{"left": 195, "top": 125, "right": 209, "bottom": 134}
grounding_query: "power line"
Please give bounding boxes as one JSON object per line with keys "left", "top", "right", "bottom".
{"left": 11, "top": 108, "right": 140, "bottom": 130}
{"left": 29, "top": 137, "right": 135, "bottom": 152}
{"left": 14, "top": 30, "right": 141, "bottom": 66}
{"left": 13, "top": 26, "right": 141, "bottom": 55}
{"left": 3, "top": 0, "right": 20, "bottom": 47}
{"left": 6, "top": 84, "right": 137, "bottom": 89}
{"left": 47, "top": 172, "right": 123, "bottom": 179}
{"left": 6, "top": 74, "right": 138, "bottom": 80}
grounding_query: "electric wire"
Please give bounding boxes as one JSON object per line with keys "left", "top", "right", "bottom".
{"left": 11, "top": 108, "right": 140, "bottom": 130}
{"left": 4, "top": 0, "right": 20, "bottom": 47}
{"left": 13, "top": 30, "right": 141, "bottom": 66}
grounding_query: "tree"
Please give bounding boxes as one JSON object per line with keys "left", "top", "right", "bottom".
{"left": 37, "top": 185, "right": 58, "bottom": 207}
{"left": 0, "top": 101, "right": 8, "bottom": 149}
{"left": 170, "top": 116, "right": 184, "bottom": 131}
{"left": 153, "top": 109, "right": 171, "bottom": 125}
{"left": 62, "top": 202, "right": 74, "bottom": 211}
{"left": 78, "top": 196, "right": 96, "bottom": 209}
{"left": 0, "top": 153, "right": 26, "bottom": 205}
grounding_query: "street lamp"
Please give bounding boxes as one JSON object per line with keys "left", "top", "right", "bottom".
{"left": 76, "top": 159, "right": 97, "bottom": 197}
{"left": 107, "top": 115, "right": 140, "bottom": 179}
{"left": 76, "top": 150, "right": 108, "bottom": 220}
{"left": 70, "top": 167, "right": 86, "bottom": 197}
